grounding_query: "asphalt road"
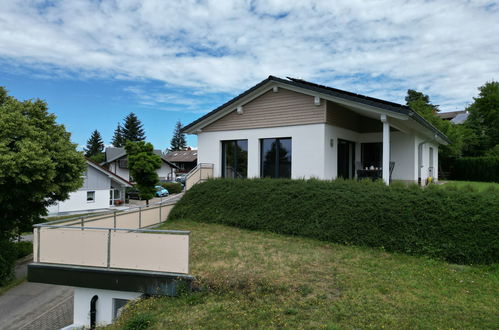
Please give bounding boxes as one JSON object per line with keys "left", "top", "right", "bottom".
{"left": 0, "top": 257, "right": 73, "bottom": 330}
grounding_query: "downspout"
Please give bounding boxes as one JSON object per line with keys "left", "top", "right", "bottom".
{"left": 90, "top": 295, "right": 99, "bottom": 329}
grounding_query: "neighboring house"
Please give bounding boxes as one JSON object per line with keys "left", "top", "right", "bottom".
{"left": 182, "top": 76, "right": 450, "bottom": 184}
{"left": 164, "top": 149, "right": 198, "bottom": 173}
{"left": 47, "top": 159, "right": 132, "bottom": 214}
{"left": 102, "top": 147, "right": 179, "bottom": 182}
{"left": 436, "top": 110, "right": 469, "bottom": 124}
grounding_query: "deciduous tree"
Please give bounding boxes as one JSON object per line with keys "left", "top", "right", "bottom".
{"left": 125, "top": 141, "right": 161, "bottom": 204}
{"left": 0, "top": 87, "right": 85, "bottom": 282}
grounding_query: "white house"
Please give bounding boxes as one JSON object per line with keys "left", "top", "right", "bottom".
{"left": 102, "top": 147, "right": 179, "bottom": 182}
{"left": 47, "top": 159, "right": 132, "bottom": 214}
{"left": 182, "top": 76, "right": 450, "bottom": 184}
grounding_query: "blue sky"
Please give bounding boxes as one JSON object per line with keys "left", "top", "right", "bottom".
{"left": 1, "top": 0, "right": 498, "bottom": 150}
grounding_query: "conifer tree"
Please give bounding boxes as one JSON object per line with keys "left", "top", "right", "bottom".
{"left": 111, "top": 122, "right": 125, "bottom": 147}
{"left": 84, "top": 130, "right": 104, "bottom": 157}
{"left": 122, "top": 112, "right": 146, "bottom": 142}
{"left": 169, "top": 120, "right": 187, "bottom": 151}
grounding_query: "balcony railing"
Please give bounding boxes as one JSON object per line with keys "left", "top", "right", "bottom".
{"left": 32, "top": 200, "right": 190, "bottom": 274}
{"left": 185, "top": 163, "right": 214, "bottom": 190}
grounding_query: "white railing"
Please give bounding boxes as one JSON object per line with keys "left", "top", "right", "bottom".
{"left": 185, "top": 163, "right": 214, "bottom": 190}
{"left": 32, "top": 199, "right": 190, "bottom": 274}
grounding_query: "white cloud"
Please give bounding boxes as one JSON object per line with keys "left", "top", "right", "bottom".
{"left": 1, "top": 0, "right": 498, "bottom": 111}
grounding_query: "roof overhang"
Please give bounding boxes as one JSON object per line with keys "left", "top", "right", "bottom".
{"left": 86, "top": 159, "right": 133, "bottom": 187}
{"left": 182, "top": 76, "right": 450, "bottom": 145}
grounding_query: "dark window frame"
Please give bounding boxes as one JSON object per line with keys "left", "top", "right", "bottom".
{"left": 221, "top": 139, "right": 248, "bottom": 179}
{"left": 260, "top": 137, "right": 292, "bottom": 179}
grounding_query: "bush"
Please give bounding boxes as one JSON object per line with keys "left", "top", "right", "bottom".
{"left": 452, "top": 157, "right": 499, "bottom": 182}
{"left": 14, "top": 241, "right": 33, "bottom": 259}
{"left": 161, "top": 182, "right": 183, "bottom": 194}
{"left": 169, "top": 179, "right": 499, "bottom": 265}
{"left": 0, "top": 240, "right": 17, "bottom": 285}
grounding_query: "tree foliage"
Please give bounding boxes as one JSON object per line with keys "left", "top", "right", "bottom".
{"left": 0, "top": 87, "right": 85, "bottom": 239}
{"left": 111, "top": 122, "right": 125, "bottom": 147}
{"left": 84, "top": 129, "right": 104, "bottom": 157}
{"left": 125, "top": 141, "right": 161, "bottom": 202}
{"left": 169, "top": 120, "right": 187, "bottom": 151}
{"left": 465, "top": 81, "right": 499, "bottom": 156}
{"left": 405, "top": 90, "right": 471, "bottom": 162}
{"left": 123, "top": 112, "right": 146, "bottom": 142}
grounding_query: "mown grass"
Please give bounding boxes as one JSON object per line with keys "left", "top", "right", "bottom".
{"left": 110, "top": 219, "right": 499, "bottom": 329}
{"left": 441, "top": 180, "right": 499, "bottom": 191}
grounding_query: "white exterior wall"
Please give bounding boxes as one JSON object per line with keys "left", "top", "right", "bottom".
{"left": 71, "top": 287, "right": 141, "bottom": 328}
{"left": 157, "top": 162, "right": 176, "bottom": 180}
{"left": 197, "top": 123, "right": 436, "bottom": 183}
{"left": 416, "top": 136, "right": 439, "bottom": 182}
{"left": 108, "top": 161, "right": 130, "bottom": 181}
{"left": 47, "top": 189, "right": 110, "bottom": 214}
{"left": 198, "top": 123, "right": 326, "bottom": 179}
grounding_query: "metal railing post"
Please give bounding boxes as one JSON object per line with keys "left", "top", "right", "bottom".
{"left": 81, "top": 217, "right": 84, "bottom": 230}
{"left": 159, "top": 201, "right": 162, "bottom": 223}
{"left": 107, "top": 229, "right": 111, "bottom": 268}
{"left": 113, "top": 211, "right": 117, "bottom": 231}
{"left": 138, "top": 206, "right": 142, "bottom": 229}
{"left": 36, "top": 227, "right": 41, "bottom": 262}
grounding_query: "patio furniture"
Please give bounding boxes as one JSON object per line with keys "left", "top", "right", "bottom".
{"left": 357, "top": 169, "right": 382, "bottom": 181}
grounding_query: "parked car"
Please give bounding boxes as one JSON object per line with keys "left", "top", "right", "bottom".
{"left": 155, "top": 185, "right": 169, "bottom": 197}
{"left": 176, "top": 174, "right": 187, "bottom": 185}
{"left": 126, "top": 188, "right": 141, "bottom": 200}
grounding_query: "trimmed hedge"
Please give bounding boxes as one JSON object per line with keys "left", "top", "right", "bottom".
{"left": 169, "top": 179, "right": 499, "bottom": 264}
{"left": 0, "top": 240, "right": 17, "bottom": 285}
{"left": 452, "top": 157, "right": 499, "bottom": 182}
{"left": 161, "top": 182, "right": 183, "bottom": 194}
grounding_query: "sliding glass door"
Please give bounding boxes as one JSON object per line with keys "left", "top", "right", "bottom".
{"left": 260, "top": 138, "right": 292, "bottom": 178}
{"left": 221, "top": 140, "right": 248, "bottom": 178}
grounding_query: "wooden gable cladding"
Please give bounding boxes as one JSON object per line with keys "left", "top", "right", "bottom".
{"left": 202, "top": 88, "right": 326, "bottom": 132}
{"left": 326, "top": 101, "right": 396, "bottom": 133}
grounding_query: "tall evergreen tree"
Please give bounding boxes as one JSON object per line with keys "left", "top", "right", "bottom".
{"left": 84, "top": 130, "right": 104, "bottom": 157}
{"left": 169, "top": 120, "right": 187, "bottom": 151}
{"left": 111, "top": 122, "right": 125, "bottom": 147}
{"left": 122, "top": 112, "right": 146, "bottom": 142}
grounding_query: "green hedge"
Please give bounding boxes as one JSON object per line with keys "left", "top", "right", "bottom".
{"left": 452, "top": 157, "right": 499, "bottom": 182}
{"left": 169, "top": 179, "right": 499, "bottom": 265}
{"left": 161, "top": 182, "right": 183, "bottom": 194}
{"left": 0, "top": 240, "right": 17, "bottom": 285}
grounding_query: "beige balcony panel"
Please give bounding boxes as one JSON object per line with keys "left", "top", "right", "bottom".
{"left": 84, "top": 217, "right": 115, "bottom": 228}
{"left": 116, "top": 211, "right": 139, "bottom": 228}
{"left": 141, "top": 207, "right": 160, "bottom": 227}
{"left": 110, "top": 232, "right": 189, "bottom": 274}
{"left": 161, "top": 204, "right": 174, "bottom": 221}
{"left": 38, "top": 228, "right": 108, "bottom": 267}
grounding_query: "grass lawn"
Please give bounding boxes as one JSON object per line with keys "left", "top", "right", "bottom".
{"left": 111, "top": 219, "right": 499, "bottom": 329}
{"left": 440, "top": 180, "right": 499, "bottom": 191}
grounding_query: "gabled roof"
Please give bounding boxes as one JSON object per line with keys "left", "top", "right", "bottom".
{"left": 85, "top": 158, "right": 133, "bottom": 187}
{"left": 164, "top": 150, "right": 198, "bottom": 163}
{"left": 103, "top": 147, "right": 179, "bottom": 169}
{"left": 182, "top": 75, "right": 450, "bottom": 144}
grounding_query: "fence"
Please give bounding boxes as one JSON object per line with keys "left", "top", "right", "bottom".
{"left": 33, "top": 199, "right": 190, "bottom": 274}
{"left": 185, "top": 163, "right": 214, "bottom": 190}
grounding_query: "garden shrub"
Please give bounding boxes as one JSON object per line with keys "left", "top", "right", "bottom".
{"left": 169, "top": 179, "right": 499, "bottom": 264}
{"left": 452, "top": 156, "right": 499, "bottom": 182}
{"left": 14, "top": 241, "right": 33, "bottom": 259}
{"left": 161, "top": 182, "right": 183, "bottom": 194}
{"left": 0, "top": 240, "right": 17, "bottom": 285}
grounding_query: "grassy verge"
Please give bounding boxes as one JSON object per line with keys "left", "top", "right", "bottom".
{"left": 441, "top": 180, "right": 499, "bottom": 191}
{"left": 0, "top": 276, "right": 26, "bottom": 296}
{"left": 111, "top": 219, "right": 499, "bottom": 329}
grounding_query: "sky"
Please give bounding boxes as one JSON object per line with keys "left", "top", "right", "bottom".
{"left": 1, "top": 0, "right": 498, "bottom": 150}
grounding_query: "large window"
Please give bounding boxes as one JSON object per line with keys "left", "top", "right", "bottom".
{"left": 260, "top": 138, "right": 292, "bottom": 178}
{"left": 221, "top": 140, "right": 248, "bottom": 178}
